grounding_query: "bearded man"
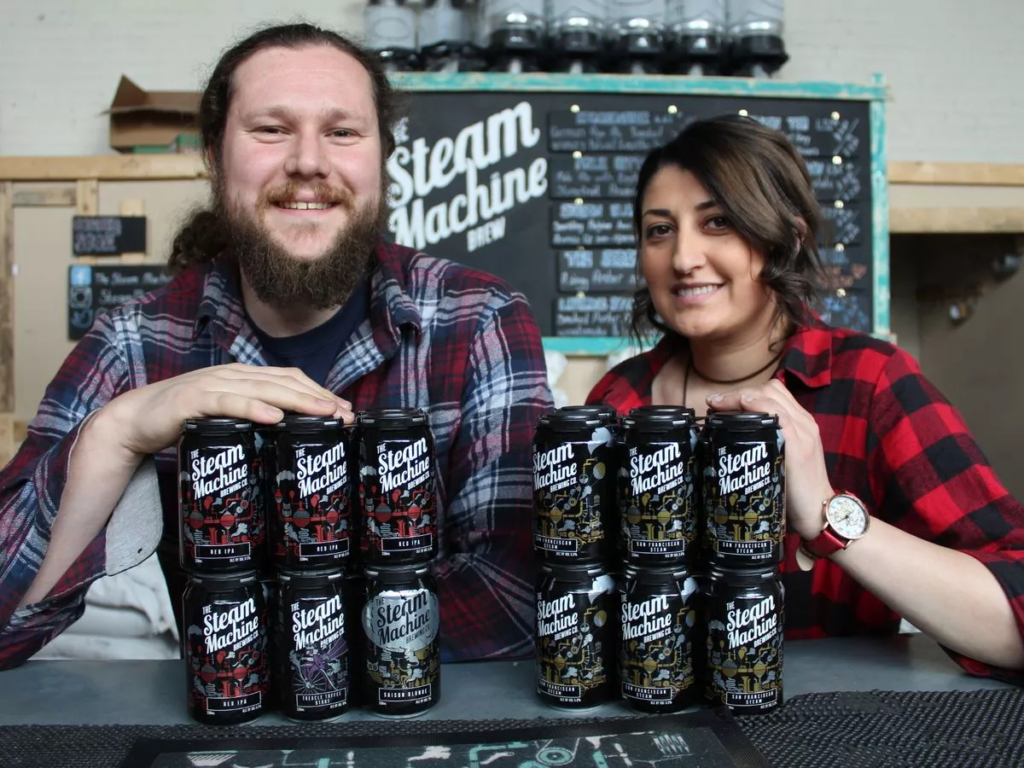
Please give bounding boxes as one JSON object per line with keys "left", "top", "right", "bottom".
{"left": 0, "top": 24, "right": 552, "bottom": 668}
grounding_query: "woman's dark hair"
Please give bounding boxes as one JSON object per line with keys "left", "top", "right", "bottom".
{"left": 630, "top": 114, "right": 829, "bottom": 345}
{"left": 169, "top": 23, "right": 400, "bottom": 272}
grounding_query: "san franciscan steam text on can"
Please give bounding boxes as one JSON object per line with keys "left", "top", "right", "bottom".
{"left": 274, "top": 568, "right": 350, "bottom": 721}
{"left": 705, "top": 565, "right": 784, "bottom": 714}
{"left": 620, "top": 407, "right": 699, "bottom": 566}
{"left": 357, "top": 409, "right": 438, "bottom": 566}
{"left": 620, "top": 565, "right": 701, "bottom": 712}
{"left": 535, "top": 563, "right": 616, "bottom": 709}
{"left": 178, "top": 418, "right": 265, "bottom": 573}
{"left": 702, "top": 412, "right": 785, "bottom": 568}
{"left": 182, "top": 570, "right": 268, "bottom": 725}
{"left": 362, "top": 565, "right": 441, "bottom": 717}
{"left": 533, "top": 409, "right": 615, "bottom": 563}
{"left": 270, "top": 415, "right": 353, "bottom": 569}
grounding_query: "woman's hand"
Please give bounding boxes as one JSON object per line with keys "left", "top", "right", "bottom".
{"left": 708, "top": 379, "right": 833, "bottom": 541}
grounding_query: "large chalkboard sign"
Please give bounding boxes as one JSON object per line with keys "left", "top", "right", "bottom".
{"left": 68, "top": 264, "right": 172, "bottom": 340}
{"left": 388, "top": 87, "right": 874, "bottom": 338}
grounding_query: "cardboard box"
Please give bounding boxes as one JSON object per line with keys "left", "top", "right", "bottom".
{"left": 106, "top": 75, "right": 201, "bottom": 153}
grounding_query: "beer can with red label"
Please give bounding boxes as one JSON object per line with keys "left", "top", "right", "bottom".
{"left": 178, "top": 418, "right": 265, "bottom": 573}
{"left": 182, "top": 570, "right": 268, "bottom": 725}
{"left": 269, "top": 415, "right": 353, "bottom": 570}
{"left": 356, "top": 409, "right": 437, "bottom": 566}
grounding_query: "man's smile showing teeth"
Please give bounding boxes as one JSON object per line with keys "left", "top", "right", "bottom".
{"left": 277, "top": 201, "right": 334, "bottom": 210}
{"left": 674, "top": 285, "right": 720, "bottom": 297}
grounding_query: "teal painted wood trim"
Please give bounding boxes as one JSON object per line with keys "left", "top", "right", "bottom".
{"left": 390, "top": 72, "right": 889, "bottom": 102}
{"left": 542, "top": 337, "right": 637, "bottom": 356}
{"left": 869, "top": 73, "right": 891, "bottom": 339}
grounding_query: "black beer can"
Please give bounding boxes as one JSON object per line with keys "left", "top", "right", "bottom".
{"left": 702, "top": 412, "right": 785, "bottom": 568}
{"left": 705, "top": 565, "right": 784, "bottom": 714}
{"left": 362, "top": 564, "right": 441, "bottom": 717}
{"left": 535, "top": 563, "right": 616, "bottom": 709}
{"left": 620, "top": 408, "right": 699, "bottom": 566}
{"left": 345, "top": 569, "right": 368, "bottom": 707}
{"left": 532, "top": 410, "right": 616, "bottom": 563}
{"left": 356, "top": 409, "right": 438, "bottom": 566}
{"left": 178, "top": 418, "right": 265, "bottom": 573}
{"left": 270, "top": 415, "right": 353, "bottom": 570}
{"left": 273, "top": 568, "right": 350, "bottom": 721}
{"left": 182, "top": 570, "right": 268, "bottom": 725}
{"left": 560, "top": 405, "right": 622, "bottom": 553}
{"left": 620, "top": 566, "right": 701, "bottom": 713}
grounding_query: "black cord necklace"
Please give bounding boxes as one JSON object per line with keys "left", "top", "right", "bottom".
{"left": 682, "top": 350, "right": 784, "bottom": 407}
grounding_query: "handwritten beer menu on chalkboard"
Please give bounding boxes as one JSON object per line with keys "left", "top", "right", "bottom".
{"left": 388, "top": 91, "right": 873, "bottom": 337}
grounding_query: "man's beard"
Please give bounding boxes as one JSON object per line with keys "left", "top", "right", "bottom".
{"left": 215, "top": 176, "right": 388, "bottom": 311}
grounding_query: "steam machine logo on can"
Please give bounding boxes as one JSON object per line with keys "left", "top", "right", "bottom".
{"left": 185, "top": 593, "right": 267, "bottom": 720}
{"left": 622, "top": 439, "right": 698, "bottom": 559}
{"left": 360, "top": 438, "right": 436, "bottom": 558}
{"left": 704, "top": 433, "right": 785, "bottom": 564}
{"left": 181, "top": 442, "right": 262, "bottom": 566}
{"left": 275, "top": 441, "right": 351, "bottom": 562}
{"left": 707, "top": 594, "right": 783, "bottom": 711}
{"left": 535, "top": 571, "right": 615, "bottom": 706}
{"left": 363, "top": 589, "right": 441, "bottom": 706}
{"left": 533, "top": 434, "right": 612, "bottom": 557}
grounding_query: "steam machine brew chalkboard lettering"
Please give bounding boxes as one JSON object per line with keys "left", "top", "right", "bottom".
{"left": 382, "top": 92, "right": 873, "bottom": 337}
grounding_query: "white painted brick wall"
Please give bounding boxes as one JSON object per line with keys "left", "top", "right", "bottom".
{"left": 1, "top": 0, "right": 1022, "bottom": 161}
{"left": 0, "top": 1, "right": 366, "bottom": 156}
{"left": 783, "top": 0, "right": 1024, "bottom": 163}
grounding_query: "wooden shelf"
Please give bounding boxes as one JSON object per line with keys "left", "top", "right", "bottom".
{"left": 889, "top": 162, "right": 1024, "bottom": 187}
{"left": 0, "top": 154, "right": 207, "bottom": 181}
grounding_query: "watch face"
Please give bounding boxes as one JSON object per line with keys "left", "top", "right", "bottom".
{"left": 827, "top": 495, "right": 869, "bottom": 539}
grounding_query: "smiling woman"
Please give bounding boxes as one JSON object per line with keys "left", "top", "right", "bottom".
{"left": 587, "top": 114, "right": 1024, "bottom": 685}
{"left": 629, "top": 114, "right": 827, "bottom": 351}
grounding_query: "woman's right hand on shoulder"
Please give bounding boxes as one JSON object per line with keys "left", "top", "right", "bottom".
{"left": 91, "top": 363, "right": 352, "bottom": 458}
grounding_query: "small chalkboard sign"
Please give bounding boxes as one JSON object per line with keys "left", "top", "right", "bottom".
{"left": 72, "top": 216, "right": 147, "bottom": 256}
{"left": 68, "top": 264, "right": 171, "bottom": 340}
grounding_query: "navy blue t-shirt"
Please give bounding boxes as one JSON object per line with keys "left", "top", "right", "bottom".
{"left": 249, "top": 281, "right": 369, "bottom": 387}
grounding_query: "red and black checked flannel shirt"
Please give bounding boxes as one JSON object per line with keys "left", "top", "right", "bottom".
{"left": 588, "top": 317, "right": 1024, "bottom": 684}
{"left": 0, "top": 241, "right": 552, "bottom": 669}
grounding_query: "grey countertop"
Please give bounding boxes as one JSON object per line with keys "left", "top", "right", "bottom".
{"left": 0, "top": 634, "right": 1009, "bottom": 726}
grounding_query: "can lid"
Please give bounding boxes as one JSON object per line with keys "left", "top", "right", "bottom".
{"left": 708, "top": 564, "right": 779, "bottom": 582}
{"left": 537, "top": 410, "right": 603, "bottom": 432}
{"left": 275, "top": 414, "right": 342, "bottom": 432}
{"left": 622, "top": 408, "right": 695, "bottom": 431}
{"left": 706, "top": 411, "right": 779, "bottom": 430}
{"left": 365, "top": 563, "right": 431, "bottom": 581}
{"left": 556, "top": 404, "right": 619, "bottom": 425}
{"left": 357, "top": 408, "right": 429, "bottom": 427}
{"left": 276, "top": 567, "right": 346, "bottom": 585}
{"left": 541, "top": 562, "right": 608, "bottom": 577}
{"left": 628, "top": 404, "right": 696, "bottom": 419}
{"left": 187, "top": 569, "right": 260, "bottom": 587}
{"left": 183, "top": 417, "right": 252, "bottom": 435}
{"left": 623, "top": 564, "right": 690, "bottom": 581}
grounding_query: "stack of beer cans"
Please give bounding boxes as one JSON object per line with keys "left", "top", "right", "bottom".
{"left": 177, "top": 408, "right": 441, "bottom": 725}
{"left": 532, "top": 405, "right": 785, "bottom": 715}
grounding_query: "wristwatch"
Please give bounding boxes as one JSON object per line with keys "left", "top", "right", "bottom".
{"left": 795, "top": 492, "right": 870, "bottom": 572}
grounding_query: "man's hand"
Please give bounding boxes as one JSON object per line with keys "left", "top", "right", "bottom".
{"left": 94, "top": 363, "right": 353, "bottom": 459}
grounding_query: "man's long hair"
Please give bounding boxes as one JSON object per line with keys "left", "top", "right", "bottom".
{"left": 168, "top": 24, "right": 400, "bottom": 274}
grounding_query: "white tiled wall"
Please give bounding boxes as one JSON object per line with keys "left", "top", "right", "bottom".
{"left": 1, "top": 0, "right": 1022, "bottom": 161}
